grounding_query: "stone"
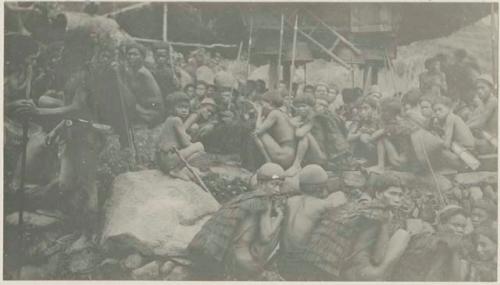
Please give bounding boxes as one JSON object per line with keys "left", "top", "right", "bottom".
{"left": 131, "top": 261, "right": 160, "bottom": 280}
{"left": 101, "top": 170, "right": 220, "bottom": 257}
{"left": 163, "top": 265, "right": 190, "bottom": 280}
{"left": 160, "top": 261, "right": 176, "bottom": 276}
{"left": 121, "top": 253, "right": 145, "bottom": 270}
{"left": 68, "top": 247, "right": 102, "bottom": 274}
{"left": 455, "top": 172, "right": 497, "bottom": 186}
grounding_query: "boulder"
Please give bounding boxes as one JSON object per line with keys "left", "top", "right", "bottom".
{"left": 131, "top": 261, "right": 160, "bottom": 280}
{"left": 455, "top": 171, "right": 497, "bottom": 186}
{"left": 101, "top": 170, "right": 220, "bottom": 257}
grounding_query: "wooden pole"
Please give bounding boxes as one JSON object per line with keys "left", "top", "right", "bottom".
{"left": 246, "top": 16, "right": 254, "bottom": 80}
{"left": 278, "top": 13, "right": 284, "bottom": 82}
{"left": 288, "top": 14, "right": 298, "bottom": 99}
{"left": 491, "top": 3, "right": 498, "bottom": 88}
{"left": 162, "top": 3, "right": 168, "bottom": 42}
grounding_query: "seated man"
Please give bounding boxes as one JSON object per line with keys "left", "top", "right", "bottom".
{"left": 297, "top": 174, "right": 414, "bottom": 281}
{"left": 466, "top": 226, "right": 497, "bottom": 281}
{"left": 278, "top": 164, "right": 347, "bottom": 281}
{"left": 188, "top": 163, "right": 287, "bottom": 280}
{"left": 123, "top": 43, "right": 165, "bottom": 127}
{"left": 156, "top": 92, "right": 204, "bottom": 180}
{"left": 253, "top": 91, "right": 297, "bottom": 171}
{"left": 391, "top": 205, "right": 470, "bottom": 281}
{"left": 467, "top": 74, "right": 498, "bottom": 152}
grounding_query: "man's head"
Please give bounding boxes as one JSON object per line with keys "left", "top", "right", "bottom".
{"left": 401, "top": 88, "right": 422, "bottom": 112}
{"left": 419, "top": 95, "right": 434, "bottom": 118}
{"left": 379, "top": 97, "right": 402, "bottom": 122}
{"left": 470, "top": 199, "right": 497, "bottom": 228}
{"left": 437, "top": 205, "right": 468, "bottom": 237}
{"left": 256, "top": 79, "right": 267, "bottom": 93}
{"left": 293, "top": 95, "right": 315, "bottom": 118}
{"left": 475, "top": 74, "right": 494, "bottom": 102}
{"left": 166, "top": 91, "right": 190, "bottom": 119}
{"left": 314, "top": 83, "right": 329, "bottom": 99}
{"left": 125, "top": 43, "right": 146, "bottom": 70}
{"left": 367, "top": 85, "right": 383, "bottom": 101}
{"left": 195, "top": 81, "right": 208, "bottom": 98}
{"left": 314, "top": 95, "right": 329, "bottom": 113}
{"left": 367, "top": 174, "right": 403, "bottom": 209}
{"left": 358, "top": 97, "right": 378, "bottom": 121}
{"left": 153, "top": 42, "right": 170, "bottom": 67}
{"left": 473, "top": 226, "right": 497, "bottom": 261}
{"left": 303, "top": 85, "right": 315, "bottom": 97}
{"left": 184, "top": 84, "right": 195, "bottom": 99}
{"left": 328, "top": 83, "right": 339, "bottom": 103}
{"left": 199, "top": 97, "right": 217, "bottom": 119}
{"left": 432, "top": 96, "right": 453, "bottom": 121}
{"left": 256, "top": 163, "right": 285, "bottom": 194}
{"left": 260, "top": 91, "right": 284, "bottom": 115}
{"left": 424, "top": 56, "right": 440, "bottom": 72}
{"left": 207, "top": 84, "right": 217, "bottom": 98}
{"left": 299, "top": 164, "right": 329, "bottom": 198}
{"left": 217, "top": 88, "right": 233, "bottom": 106}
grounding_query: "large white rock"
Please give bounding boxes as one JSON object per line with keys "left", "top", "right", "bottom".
{"left": 101, "top": 170, "right": 220, "bottom": 257}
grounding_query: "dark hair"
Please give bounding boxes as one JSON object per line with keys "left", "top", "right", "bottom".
{"left": 380, "top": 97, "right": 402, "bottom": 119}
{"left": 358, "top": 96, "right": 378, "bottom": 110}
{"left": 439, "top": 207, "right": 467, "bottom": 225}
{"left": 419, "top": 95, "right": 434, "bottom": 105}
{"left": 125, "top": 42, "right": 147, "bottom": 58}
{"left": 366, "top": 174, "right": 402, "bottom": 197}
{"left": 433, "top": 95, "right": 453, "bottom": 108}
{"left": 342, "top": 88, "right": 363, "bottom": 104}
{"left": 195, "top": 81, "right": 208, "bottom": 88}
{"left": 293, "top": 95, "right": 316, "bottom": 107}
{"left": 424, "top": 56, "right": 439, "bottom": 70}
{"left": 402, "top": 89, "right": 422, "bottom": 107}
{"left": 303, "top": 84, "right": 315, "bottom": 92}
{"left": 261, "top": 91, "right": 284, "bottom": 107}
{"left": 166, "top": 91, "right": 190, "bottom": 109}
{"left": 184, "top": 83, "right": 195, "bottom": 91}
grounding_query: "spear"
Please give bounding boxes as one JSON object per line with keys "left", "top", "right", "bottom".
{"left": 288, "top": 14, "right": 298, "bottom": 99}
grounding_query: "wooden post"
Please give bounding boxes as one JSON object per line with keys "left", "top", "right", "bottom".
{"left": 278, "top": 14, "right": 284, "bottom": 82}
{"left": 491, "top": 3, "right": 498, "bottom": 88}
{"left": 162, "top": 3, "right": 168, "bottom": 42}
{"left": 288, "top": 14, "right": 299, "bottom": 99}
{"left": 246, "top": 16, "right": 254, "bottom": 80}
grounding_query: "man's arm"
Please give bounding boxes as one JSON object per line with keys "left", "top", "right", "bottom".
{"left": 173, "top": 117, "right": 192, "bottom": 148}
{"left": 467, "top": 97, "right": 497, "bottom": 129}
{"left": 295, "top": 122, "right": 313, "bottom": 138}
{"left": 259, "top": 202, "right": 284, "bottom": 243}
{"left": 255, "top": 110, "right": 278, "bottom": 136}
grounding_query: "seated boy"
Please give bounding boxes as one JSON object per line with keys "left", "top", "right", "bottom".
{"left": 184, "top": 97, "right": 217, "bottom": 142}
{"left": 252, "top": 91, "right": 297, "bottom": 171}
{"left": 467, "top": 226, "right": 497, "bottom": 281}
{"left": 278, "top": 164, "right": 347, "bottom": 281}
{"left": 286, "top": 95, "right": 327, "bottom": 175}
{"left": 433, "top": 96, "right": 475, "bottom": 150}
{"left": 347, "top": 97, "right": 383, "bottom": 166}
{"left": 156, "top": 91, "right": 204, "bottom": 180}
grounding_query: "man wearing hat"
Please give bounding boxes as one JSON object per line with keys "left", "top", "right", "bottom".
{"left": 467, "top": 74, "right": 497, "bottom": 140}
{"left": 188, "top": 163, "right": 287, "bottom": 280}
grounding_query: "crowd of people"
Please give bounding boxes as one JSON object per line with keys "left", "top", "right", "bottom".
{"left": 4, "top": 3, "right": 497, "bottom": 281}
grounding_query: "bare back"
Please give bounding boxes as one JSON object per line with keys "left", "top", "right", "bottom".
{"left": 283, "top": 196, "right": 327, "bottom": 250}
{"left": 158, "top": 116, "right": 183, "bottom": 150}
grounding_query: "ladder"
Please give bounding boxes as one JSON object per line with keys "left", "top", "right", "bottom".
{"left": 285, "top": 8, "right": 361, "bottom": 70}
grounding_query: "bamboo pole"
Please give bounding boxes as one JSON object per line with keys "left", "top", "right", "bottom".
{"left": 246, "top": 15, "right": 254, "bottom": 81}
{"left": 288, "top": 14, "right": 298, "bottom": 99}
{"left": 278, "top": 13, "right": 285, "bottom": 82}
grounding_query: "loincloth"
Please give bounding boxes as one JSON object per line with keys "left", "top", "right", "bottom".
{"left": 156, "top": 148, "right": 182, "bottom": 173}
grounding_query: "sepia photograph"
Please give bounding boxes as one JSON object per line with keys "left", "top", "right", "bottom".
{"left": 3, "top": 1, "right": 498, "bottom": 281}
